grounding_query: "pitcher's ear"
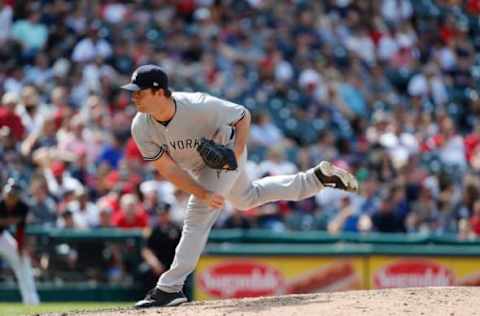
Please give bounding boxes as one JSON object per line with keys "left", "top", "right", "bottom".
{"left": 163, "top": 89, "right": 172, "bottom": 97}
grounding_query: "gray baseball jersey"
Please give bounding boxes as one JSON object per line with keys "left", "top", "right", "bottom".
{"left": 131, "top": 92, "right": 246, "bottom": 171}
{"left": 130, "top": 91, "right": 324, "bottom": 294}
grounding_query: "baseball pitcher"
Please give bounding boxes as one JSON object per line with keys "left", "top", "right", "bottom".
{"left": 122, "top": 65, "right": 358, "bottom": 308}
{"left": 0, "top": 178, "right": 40, "bottom": 305}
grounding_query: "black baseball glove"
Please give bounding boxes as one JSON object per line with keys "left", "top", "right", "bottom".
{"left": 197, "top": 138, "right": 238, "bottom": 170}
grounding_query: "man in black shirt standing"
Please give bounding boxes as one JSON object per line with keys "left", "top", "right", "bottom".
{"left": 0, "top": 178, "right": 40, "bottom": 305}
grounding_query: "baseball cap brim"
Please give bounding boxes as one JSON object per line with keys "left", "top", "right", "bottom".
{"left": 121, "top": 83, "right": 141, "bottom": 91}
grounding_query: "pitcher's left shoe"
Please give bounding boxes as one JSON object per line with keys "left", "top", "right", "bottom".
{"left": 134, "top": 287, "right": 187, "bottom": 309}
{"left": 314, "top": 161, "right": 359, "bottom": 192}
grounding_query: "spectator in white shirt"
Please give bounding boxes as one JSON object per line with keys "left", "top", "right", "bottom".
{"left": 44, "top": 160, "right": 83, "bottom": 200}
{"left": 345, "top": 26, "right": 376, "bottom": 65}
{"left": 377, "top": 26, "right": 399, "bottom": 62}
{"left": 72, "top": 24, "right": 112, "bottom": 63}
{"left": 249, "top": 112, "right": 285, "bottom": 148}
{"left": 259, "top": 145, "right": 298, "bottom": 176}
{"left": 407, "top": 63, "right": 449, "bottom": 106}
{"left": 0, "top": 1, "right": 13, "bottom": 45}
{"left": 15, "top": 86, "right": 51, "bottom": 135}
{"left": 66, "top": 187, "right": 100, "bottom": 228}
{"left": 381, "top": 0, "right": 413, "bottom": 25}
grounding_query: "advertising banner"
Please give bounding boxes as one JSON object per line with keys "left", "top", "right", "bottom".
{"left": 195, "top": 256, "right": 366, "bottom": 300}
{"left": 369, "top": 256, "right": 480, "bottom": 288}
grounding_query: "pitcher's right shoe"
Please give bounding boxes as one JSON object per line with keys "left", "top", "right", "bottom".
{"left": 134, "top": 287, "right": 187, "bottom": 309}
{"left": 314, "top": 161, "right": 359, "bottom": 192}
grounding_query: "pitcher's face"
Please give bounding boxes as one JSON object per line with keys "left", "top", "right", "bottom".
{"left": 132, "top": 89, "right": 151, "bottom": 112}
{"left": 132, "top": 89, "right": 167, "bottom": 113}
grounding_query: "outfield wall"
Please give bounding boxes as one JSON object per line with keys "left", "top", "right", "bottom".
{"left": 196, "top": 244, "right": 480, "bottom": 300}
{"left": 196, "top": 231, "right": 480, "bottom": 300}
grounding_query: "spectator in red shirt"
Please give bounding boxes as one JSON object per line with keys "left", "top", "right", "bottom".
{"left": 467, "top": 0, "right": 480, "bottom": 15}
{"left": 469, "top": 200, "right": 480, "bottom": 236}
{"left": 48, "top": 87, "right": 72, "bottom": 128}
{"left": 124, "top": 137, "right": 143, "bottom": 163}
{"left": 0, "top": 92, "right": 25, "bottom": 141}
{"left": 113, "top": 193, "right": 148, "bottom": 229}
{"left": 439, "top": 15, "right": 459, "bottom": 45}
{"left": 465, "top": 125, "right": 480, "bottom": 165}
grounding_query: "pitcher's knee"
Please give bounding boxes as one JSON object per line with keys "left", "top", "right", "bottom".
{"left": 228, "top": 186, "right": 259, "bottom": 210}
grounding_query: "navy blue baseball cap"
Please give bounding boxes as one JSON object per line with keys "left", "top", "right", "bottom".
{"left": 121, "top": 65, "right": 169, "bottom": 92}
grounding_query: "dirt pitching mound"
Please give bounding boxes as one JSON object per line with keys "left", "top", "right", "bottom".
{"left": 44, "top": 287, "right": 480, "bottom": 316}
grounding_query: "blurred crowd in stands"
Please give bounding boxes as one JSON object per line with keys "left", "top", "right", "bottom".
{"left": 2, "top": 0, "right": 480, "bottom": 247}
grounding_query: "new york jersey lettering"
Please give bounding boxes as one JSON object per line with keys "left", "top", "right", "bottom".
{"left": 169, "top": 138, "right": 200, "bottom": 151}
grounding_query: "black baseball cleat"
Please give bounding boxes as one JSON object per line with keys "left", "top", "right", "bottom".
{"left": 314, "top": 161, "right": 359, "bottom": 192}
{"left": 134, "top": 287, "right": 187, "bottom": 309}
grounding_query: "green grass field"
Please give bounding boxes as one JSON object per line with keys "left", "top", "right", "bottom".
{"left": 0, "top": 302, "right": 133, "bottom": 316}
